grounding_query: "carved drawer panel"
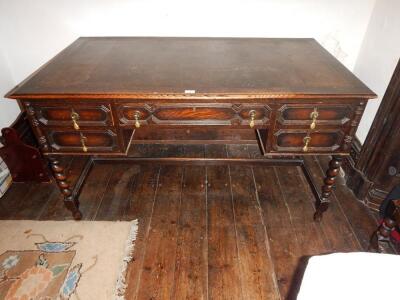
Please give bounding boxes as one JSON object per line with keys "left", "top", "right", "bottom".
{"left": 117, "top": 103, "right": 270, "bottom": 127}
{"left": 272, "top": 129, "right": 344, "bottom": 153}
{"left": 276, "top": 104, "right": 354, "bottom": 126}
{"left": 30, "top": 104, "right": 113, "bottom": 127}
{"left": 45, "top": 129, "right": 120, "bottom": 153}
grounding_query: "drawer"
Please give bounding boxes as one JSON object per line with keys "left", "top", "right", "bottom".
{"left": 117, "top": 103, "right": 271, "bottom": 127}
{"left": 30, "top": 104, "right": 114, "bottom": 127}
{"left": 272, "top": 129, "right": 344, "bottom": 153}
{"left": 276, "top": 104, "right": 353, "bottom": 126}
{"left": 46, "top": 129, "right": 120, "bottom": 153}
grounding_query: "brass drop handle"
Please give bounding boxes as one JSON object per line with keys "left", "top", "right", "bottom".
{"left": 249, "top": 110, "right": 256, "bottom": 128}
{"left": 80, "top": 133, "right": 88, "bottom": 152}
{"left": 310, "top": 108, "right": 319, "bottom": 130}
{"left": 303, "top": 135, "right": 311, "bottom": 152}
{"left": 71, "top": 110, "right": 80, "bottom": 130}
{"left": 133, "top": 111, "right": 141, "bottom": 128}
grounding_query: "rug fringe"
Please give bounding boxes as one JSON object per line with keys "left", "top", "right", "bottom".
{"left": 115, "top": 219, "right": 138, "bottom": 300}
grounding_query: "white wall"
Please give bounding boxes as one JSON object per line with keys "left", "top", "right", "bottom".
{"left": 354, "top": 0, "right": 400, "bottom": 143}
{"left": 0, "top": 0, "right": 376, "bottom": 129}
{"left": 0, "top": 48, "right": 20, "bottom": 127}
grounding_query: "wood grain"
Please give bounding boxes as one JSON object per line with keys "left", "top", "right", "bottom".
{"left": 0, "top": 144, "right": 382, "bottom": 299}
{"left": 318, "top": 155, "right": 378, "bottom": 250}
{"left": 227, "top": 145, "right": 280, "bottom": 299}
{"left": 7, "top": 37, "right": 375, "bottom": 99}
{"left": 206, "top": 144, "right": 243, "bottom": 300}
{"left": 124, "top": 165, "right": 161, "bottom": 300}
{"left": 136, "top": 165, "right": 183, "bottom": 299}
{"left": 172, "top": 165, "right": 208, "bottom": 299}
{"left": 302, "top": 156, "right": 361, "bottom": 251}
{"left": 252, "top": 166, "right": 301, "bottom": 298}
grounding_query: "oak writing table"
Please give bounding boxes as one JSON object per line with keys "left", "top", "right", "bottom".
{"left": 5, "top": 37, "right": 376, "bottom": 220}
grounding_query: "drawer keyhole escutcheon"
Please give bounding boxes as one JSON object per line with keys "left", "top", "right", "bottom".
{"left": 134, "top": 111, "right": 141, "bottom": 128}
{"left": 80, "top": 132, "right": 88, "bottom": 152}
{"left": 303, "top": 135, "right": 311, "bottom": 152}
{"left": 249, "top": 110, "right": 256, "bottom": 128}
{"left": 310, "top": 108, "right": 319, "bottom": 130}
{"left": 71, "top": 110, "right": 80, "bottom": 130}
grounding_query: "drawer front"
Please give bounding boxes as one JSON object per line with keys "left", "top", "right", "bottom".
{"left": 32, "top": 104, "right": 114, "bottom": 127}
{"left": 46, "top": 129, "right": 120, "bottom": 153}
{"left": 277, "top": 104, "right": 353, "bottom": 126}
{"left": 272, "top": 129, "right": 344, "bottom": 153}
{"left": 117, "top": 103, "right": 271, "bottom": 126}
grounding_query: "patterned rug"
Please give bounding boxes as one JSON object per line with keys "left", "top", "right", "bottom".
{"left": 0, "top": 220, "right": 137, "bottom": 300}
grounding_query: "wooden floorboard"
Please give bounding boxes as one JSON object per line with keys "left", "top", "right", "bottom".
{"left": 227, "top": 144, "right": 280, "bottom": 299}
{"left": 317, "top": 156, "right": 377, "bottom": 250}
{"left": 253, "top": 166, "right": 300, "bottom": 299}
{"left": 302, "top": 156, "right": 362, "bottom": 252}
{"left": 94, "top": 163, "right": 141, "bottom": 220}
{"left": 172, "top": 165, "right": 208, "bottom": 299}
{"left": 79, "top": 163, "right": 115, "bottom": 220}
{"left": 124, "top": 165, "right": 160, "bottom": 300}
{"left": 275, "top": 166, "right": 331, "bottom": 298}
{"left": 276, "top": 166, "right": 329, "bottom": 253}
{"left": 0, "top": 144, "right": 382, "bottom": 299}
{"left": 206, "top": 144, "right": 243, "bottom": 300}
{"left": 0, "top": 182, "right": 34, "bottom": 219}
{"left": 136, "top": 165, "right": 183, "bottom": 299}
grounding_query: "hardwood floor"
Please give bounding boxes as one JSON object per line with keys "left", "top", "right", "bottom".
{"left": 0, "top": 144, "right": 380, "bottom": 299}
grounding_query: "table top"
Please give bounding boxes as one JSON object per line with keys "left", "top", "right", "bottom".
{"left": 6, "top": 37, "right": 376, "bottom": 100}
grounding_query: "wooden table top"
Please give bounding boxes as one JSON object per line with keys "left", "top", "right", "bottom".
{"left": 6, "top": 37, "right": 376, "bottom": 100}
